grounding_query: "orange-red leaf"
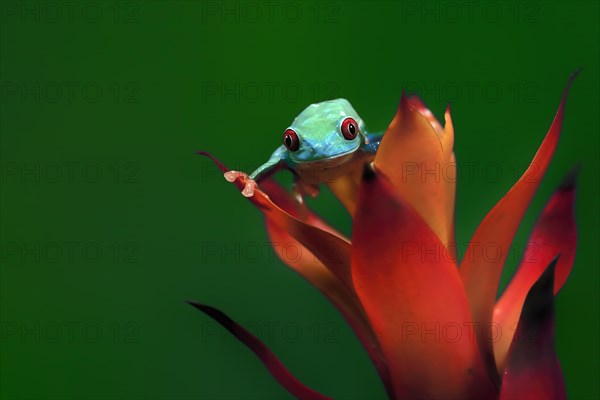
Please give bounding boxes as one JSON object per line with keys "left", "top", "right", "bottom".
{"left": 374, "top": 94, "right": 456, "bottom": 249}
{"left": 352, "top": 167, "right": 495, "bottom": 399}
{"left": 494, "top": 168, "right": 577, "bottom": 372}
{"left": 187, "top": 302, "right": 331, "bottom": 400}
{"left": 459, "top": 71, "right": 578, "bottom": 385}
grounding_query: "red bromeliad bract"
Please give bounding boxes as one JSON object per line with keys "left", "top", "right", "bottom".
{"left": 192, "top": 72, "right": 579, "bottom": 400}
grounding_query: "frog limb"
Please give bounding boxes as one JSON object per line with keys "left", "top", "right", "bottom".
{"left": 249, "top": 145, "right": 288, "bottom": 182}
{"left": 362, "top": 131, "right": 384, "bottom": 154}
{"left": 224, "top": 171, "right": 256, "bottom": 197}
{"left": 224, "top": 146, "right": 289, "bottom": 198}
{"left": 294, "top": 179, "right": 320, "bottom": 198}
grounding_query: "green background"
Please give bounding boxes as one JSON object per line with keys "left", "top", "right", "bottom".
{"left": 1, "top": 1, "right": 598, "bottom": 399}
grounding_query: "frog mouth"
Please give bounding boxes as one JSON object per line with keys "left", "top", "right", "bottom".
{"left": 290, "top": 145, "right": 360, "bottom": 166}
{"left": 314, "top": 150, "right": 356, "bottom": 167}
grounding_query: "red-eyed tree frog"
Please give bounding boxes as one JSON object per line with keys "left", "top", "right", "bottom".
{"left": 225, "top": 98, "right": 383, "bottom": 205}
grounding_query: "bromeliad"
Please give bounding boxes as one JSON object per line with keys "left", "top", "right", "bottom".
{"left": 192, "top": 71, "right": 579, "bottom": 399}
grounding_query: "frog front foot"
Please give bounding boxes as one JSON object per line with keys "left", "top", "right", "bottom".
{"left": 294, "top": 181, "right": 320, "bottom": 198}
{"left": 223, "top": 171, "right": 256, "bottom": 198}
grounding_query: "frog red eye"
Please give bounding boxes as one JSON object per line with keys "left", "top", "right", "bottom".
{"left": 341, "top": 117, "right": 359, "bottom": 140}
{"left": 283, "top": 128, "right": 299, "bottom": 151}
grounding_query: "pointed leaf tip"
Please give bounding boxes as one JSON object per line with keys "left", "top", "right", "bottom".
{"left": 399, "top": 90, "right": 408, "bottom": 108}
{"left": 196, "top": 151, "right": 229, "bottom": 173}
{"left": 362, "top": 162, "right": 376, "bottom": 182}
{"left": 568, "top": 68, "right": 582, "bottom": 84}
{"left": 559, "top": 69, "right": 579, "bottom": 102}
{"left": 558, "top": 164, "right": 581, "bottom": 191}
{"left": 527, "top": 255, "right": 559, "bottom": 308}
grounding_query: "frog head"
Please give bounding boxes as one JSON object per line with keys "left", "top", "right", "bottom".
{"left": 282, "top": 98, "right": 368, "bottom": 164}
